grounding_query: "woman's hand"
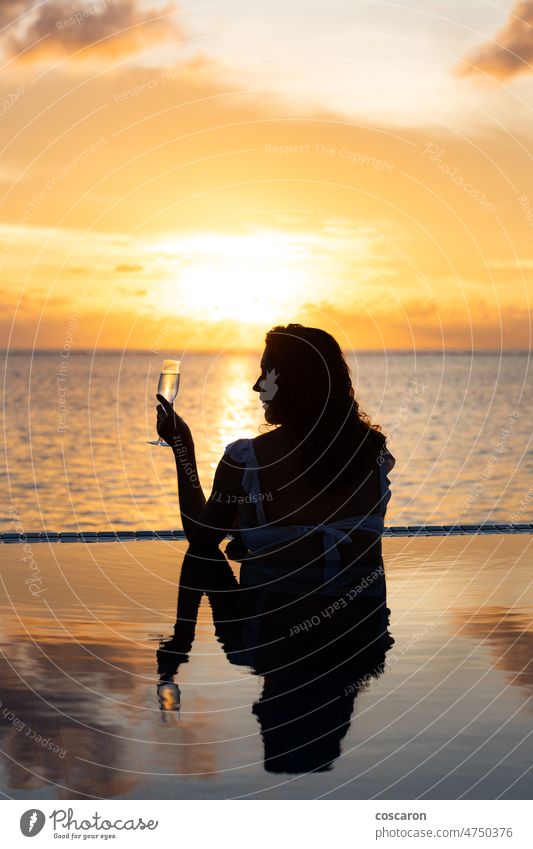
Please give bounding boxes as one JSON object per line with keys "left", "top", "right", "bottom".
{"left": 156, "top": 394, "right": 194, "bottom": 450}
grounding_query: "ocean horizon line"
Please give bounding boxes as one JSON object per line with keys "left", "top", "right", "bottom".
{"left": 1, "top": 348, "right": 531, "bottom": 356}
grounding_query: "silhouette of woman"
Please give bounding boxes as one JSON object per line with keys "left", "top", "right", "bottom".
{"left": 156, "top": 323, "right": 396, "bottom": 594}
{"left": 155, "top": 323, "right": 396, "bottom": 771}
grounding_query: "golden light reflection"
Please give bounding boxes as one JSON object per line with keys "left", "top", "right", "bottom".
{"left": 212, "top": 356, "right": 262, "bottom": 446}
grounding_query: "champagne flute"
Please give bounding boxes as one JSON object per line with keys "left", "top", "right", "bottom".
{"left": 147, "top": 359, "right": 181, "bottom": 446}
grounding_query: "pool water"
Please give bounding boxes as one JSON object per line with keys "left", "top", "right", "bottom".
{"left": 0, "top": 534, "right": 531, "bottom": 799}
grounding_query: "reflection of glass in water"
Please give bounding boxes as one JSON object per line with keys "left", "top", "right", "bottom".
{"left": 157, "top": 681, "right": 181, "bottom": 724}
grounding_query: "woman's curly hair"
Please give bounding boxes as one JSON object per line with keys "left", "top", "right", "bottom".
{"left": 262, "top": 323, "right": 386, "bottom": 486}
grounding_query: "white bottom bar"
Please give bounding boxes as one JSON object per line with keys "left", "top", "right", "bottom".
{"left": 3, "top": 799, "right": 530, "bottom": 848}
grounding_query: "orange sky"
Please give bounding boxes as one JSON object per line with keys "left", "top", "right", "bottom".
{"left": 1, "top": 0, "right": 532, "bottom": 351}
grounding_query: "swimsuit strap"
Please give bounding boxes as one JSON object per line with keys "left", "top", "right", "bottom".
{"left": 378, "top": 447, "right": 395, "bottom": 516}
{"left": 225, "top": 438, "right": 268, "bottom": 524}
{"left": 304, "top": 514, "right": 384, "bottom": 580}
{"left": 311, "top": 523, "right": 354, "bottom": 581}
{"left": 246, "top": 440, "right": 268, "bottom": 524}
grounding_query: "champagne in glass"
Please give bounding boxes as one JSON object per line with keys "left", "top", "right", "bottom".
{"left": 148, "top": 359, "right": 181, "bottom": 446}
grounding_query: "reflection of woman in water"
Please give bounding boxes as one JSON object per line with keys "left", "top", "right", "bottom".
{"left": 156, "top": 326, "right": 396, "bottom": 772}
{"left": 157, "top": 548, "right": 394, "bottom": 774}
{"left": 156, "top": 323, "right": 395, "bottom": 590}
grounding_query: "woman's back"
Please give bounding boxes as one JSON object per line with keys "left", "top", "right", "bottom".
{"left": 231, "top": 427, "right": 394, "bottom": 571}
{"left": 247, "top": 428, "right": 382, "bottom": 523}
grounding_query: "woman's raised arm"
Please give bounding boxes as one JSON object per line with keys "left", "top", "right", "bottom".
{"left": 156, "top": 394, "right": 243, "bottom": 546}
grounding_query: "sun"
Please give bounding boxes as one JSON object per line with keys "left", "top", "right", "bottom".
{"left": 149, "top": 231, "right": 314, "bottom": 325}
{"left": 181, "top": 263, "right": 308, "bottom": 324}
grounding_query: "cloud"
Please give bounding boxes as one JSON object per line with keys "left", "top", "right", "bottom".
{"left": 0, "top": 1, "right": 29, "bottom": 29}
{"left": 114, "top": 263, "right": 143, "bottom": 272}
{"left": 452, "top": 606, "right": 533, "bottom": 696}
{"left": 1, "top": 0, "right": 185, "bottom": 65}
{"left": 457, "top": 1, "right": 533, "bottom": 80}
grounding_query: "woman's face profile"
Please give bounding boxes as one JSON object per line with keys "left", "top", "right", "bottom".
{"left": 253, "top": 350, "right": 270, "bottom": 401}
{"left": 253, "top": 349, "right": 280, "bottom": 423}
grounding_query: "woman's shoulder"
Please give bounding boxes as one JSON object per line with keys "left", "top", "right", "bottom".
{"left": 225, "top": 430, "right": 281, "bottom": 463}
{"left": 224, "top": 437, "right": 253, "bottom": 463}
